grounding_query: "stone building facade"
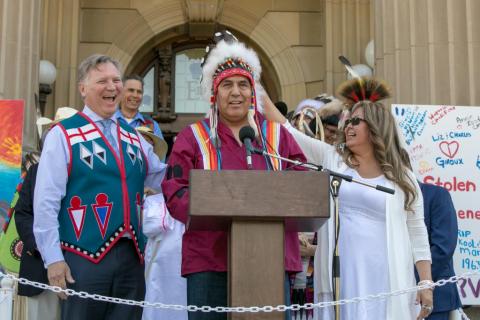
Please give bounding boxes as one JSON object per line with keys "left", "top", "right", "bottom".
{"left": 2, "top": 0, "right": 479, "bottom": 148}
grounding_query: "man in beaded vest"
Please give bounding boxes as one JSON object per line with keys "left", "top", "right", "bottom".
{"left": 162, "top": 31, "right": 306, "bottom": 320}
{"left": 33, "top": 54, "right": 166, "bottom": 320}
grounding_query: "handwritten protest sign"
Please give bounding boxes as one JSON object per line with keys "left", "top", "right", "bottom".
{"left": 393, "top": 104, "right": 480, "bottom": 305}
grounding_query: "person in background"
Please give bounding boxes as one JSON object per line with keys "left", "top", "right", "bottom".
{"left": 309, "top": 95, "right": 343, "bottom": 145}
{"left": 286, "top": 110, "right": 295, "bottom": 123}
{"left": 136, "top": 126, "right": 187, "bottom": 320}
{"left": 274, "top": 101, "right": 289, "bottom": 117}
{"left": 291, "top": 232, "right": 316, "bottom": 320}
{"left": 290, "top": 94, "right": 343, "bottom": 320}
{"left": 16, "top": 108, "right": 78, "bottom": 320}
{"left": 290, "top": 99, "right": 324, "bottom": 136}
{"left": 418, "top": 182, "right": 462, "bottom": 319}
{"left": 401, "top": 149, "right": 462, "bottom": 320}
{"left": 263, "top": 77, "right": 433, "bottom": 320}
{"left": 33, "top": 54, "right": 166, "bottom": 320}
{"left": 115, "top": 75, "right": 164, "bottom": 140}
{"left": 16, "top": 154, "right": 60, "bottom": 320}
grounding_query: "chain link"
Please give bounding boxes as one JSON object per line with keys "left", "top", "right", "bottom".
{"left": 459, "top": 307, "right": 470, "bottom": 320}
{"left": 0, "top": 271, "right": 476, "bottom": 316}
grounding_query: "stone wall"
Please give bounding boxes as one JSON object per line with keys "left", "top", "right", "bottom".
{"left": 0, "top": 0, "right": 41, "bottom": 150}
{"left": 374, "top": 0, "right": 480, "bottom": 106}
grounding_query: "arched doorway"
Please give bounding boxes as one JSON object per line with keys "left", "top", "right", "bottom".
{"left": 125, "top": 24, "right": 281, "bottom": 152}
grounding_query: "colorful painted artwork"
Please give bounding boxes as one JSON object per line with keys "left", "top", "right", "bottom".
{"left": 0, "top": 100, "right": 24, "bottom": 228}
{"left": 0, "top": 178, "right": 24, "bottom": 272}
{"left": 0, "top": 100, "right": 24, "bottom": 272}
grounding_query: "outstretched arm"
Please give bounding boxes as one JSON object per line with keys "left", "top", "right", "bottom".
{"left": 263, "top": 95, "right": 335, "bottom": 167}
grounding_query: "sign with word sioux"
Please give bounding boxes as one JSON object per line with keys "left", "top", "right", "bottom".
{"left": 393, "top": 104, "right": 480, "bottom": 305}
{"left": 0, "top": 100, "right": 24, "bottom": 273}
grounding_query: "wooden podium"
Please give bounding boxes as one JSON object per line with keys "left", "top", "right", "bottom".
{"left": 189, "top": 170, "right": 330, "bottom": 320}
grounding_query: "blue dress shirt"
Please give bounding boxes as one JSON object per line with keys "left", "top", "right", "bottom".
{"left": 114, "top": 109, "right": 163, "bottom": 139}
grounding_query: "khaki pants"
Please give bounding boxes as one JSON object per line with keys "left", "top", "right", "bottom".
{"left": 25, "top": 291, "right": 60, "bottom": 320}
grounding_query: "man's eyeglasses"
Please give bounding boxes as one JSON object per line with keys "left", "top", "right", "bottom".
{"left": 344, "top": 117, "right": 366, "bottom": 127}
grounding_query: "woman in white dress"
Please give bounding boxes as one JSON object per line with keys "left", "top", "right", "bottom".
{"left": 263, "top": 78, "right": 433, "bottom": 320}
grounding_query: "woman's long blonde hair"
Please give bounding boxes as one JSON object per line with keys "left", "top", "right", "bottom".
{"left": 336, "top": 78, "right": 417, "bottom": 212}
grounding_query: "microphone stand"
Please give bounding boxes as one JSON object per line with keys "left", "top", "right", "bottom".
{"left": 254, "top": 150, "right": 395, "bottom": 195}
{"left": 330, "top": 177, "right": 341, "bottom": 320}
{"left": 254, "top": 149, "right": 394, "bottom": 320}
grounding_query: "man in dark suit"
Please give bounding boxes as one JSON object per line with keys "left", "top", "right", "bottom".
{"left": 15, "top": 162, "right": 60, "bottom": 319}
{"left": 418, "top": 182, "right": 462, "bottom": 320}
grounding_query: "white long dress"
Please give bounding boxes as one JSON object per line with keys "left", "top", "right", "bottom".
{"left": 142, "top": 193, "right": 187, "bottom": 320}
{"left": 338, "top": 168, "right": 389, "bottom": 319}
{"left": 280, "top": 122, "right": 430, "bottom": 320}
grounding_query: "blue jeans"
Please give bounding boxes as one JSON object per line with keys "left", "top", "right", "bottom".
{"left": 284, "top": 273, "right": 292, "bottom": 320}
{"left": 427, "top": 311, "right": 450, "bottom": 320}
{"left": 187, "top": 272, "right": 227, "bottom": 320}
{"left": 186, "top": 271, "right": 292, "bottom": 320}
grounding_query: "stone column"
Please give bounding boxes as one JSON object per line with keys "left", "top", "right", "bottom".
{"left": 41, "top": 0, "right": 80, "bottom": 117}
{"left": 374, "top": 0, "right": 480, "bottom": 106}
{"left": 0, "top": 0, "right": 42, "bottom": 151}
{"left": 324, "top": 0, "right": 372, "bottom": 94}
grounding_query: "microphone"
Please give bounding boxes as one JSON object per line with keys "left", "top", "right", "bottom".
{"left": 239, "top": 126, "right": 256, "bottom": 169}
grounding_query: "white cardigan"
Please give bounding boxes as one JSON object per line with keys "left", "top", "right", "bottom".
{"left": 284, "top": 122, "right": 431, "bottom": 320}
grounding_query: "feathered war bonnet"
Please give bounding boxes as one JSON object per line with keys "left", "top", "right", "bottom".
{"left": 201, "top": 31, "right": 263, "bottom": 147}
{"left": 337, "top": 77, "right": 391, "bottom": 106}
{"left": 335, "top": 77, "right": 391, "bottom": 128}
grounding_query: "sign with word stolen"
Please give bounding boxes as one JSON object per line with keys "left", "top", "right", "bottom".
{"left": 392, "top": 104, "right": 480, "bottom": 305}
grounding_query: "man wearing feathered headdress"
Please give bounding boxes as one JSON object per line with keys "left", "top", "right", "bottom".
{"left": 161, "top": 31, "right": 306, "bottom": 319}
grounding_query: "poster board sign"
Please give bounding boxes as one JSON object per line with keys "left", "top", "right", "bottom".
{"left": 392, "top": 104, "right": 480, "bottom": 305}
{"left": 0, "top": 100, "right": 24, "bottom": 272}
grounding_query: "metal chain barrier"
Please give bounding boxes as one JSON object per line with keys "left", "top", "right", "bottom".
{"left": 459, "top": 308, "right": 470, "bottom": 320}
{"left": 0, "top": 270, "right": 477, "bottom": 316}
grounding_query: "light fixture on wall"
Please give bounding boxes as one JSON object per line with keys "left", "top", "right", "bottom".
{"left": 38, "top": 60, "right": 57, "bottom": 116}
{"left": 365, "top": 40, "right": 374, "bottom": 68}
{"left": 346, "top": 64, "right": 373, "bottom": 79}
{"left": 338, "top": 55, "right": 373, "bottom": 79}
